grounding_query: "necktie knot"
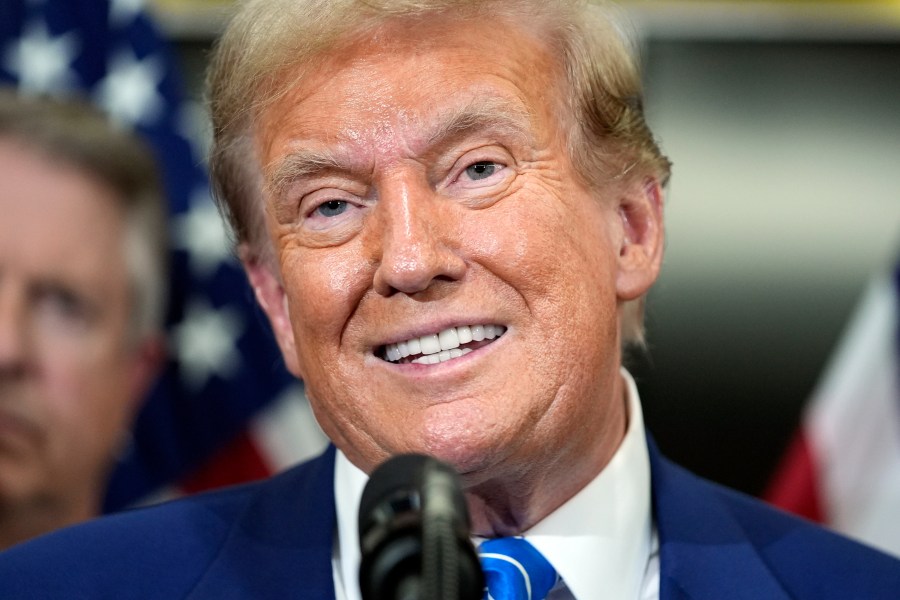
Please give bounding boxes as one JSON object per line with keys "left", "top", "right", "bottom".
{"left": 478, "top": 537, "right": 559, "bottom": 600}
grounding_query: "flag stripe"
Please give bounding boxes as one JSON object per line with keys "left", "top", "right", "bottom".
{"left": 763, "top": 432, "right": 824, "bottom": 523}
{"left": 766, "top": 268, "right": 900, "bottom": 557}
{"left": 180, "top": 430, "right": 272, "bottom": 494}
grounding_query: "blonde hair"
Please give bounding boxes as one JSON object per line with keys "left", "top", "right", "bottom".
{"left": 207, "top": 0, "right": 670, "bottom": 345}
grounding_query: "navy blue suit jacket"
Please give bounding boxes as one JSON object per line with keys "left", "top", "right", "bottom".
{"left": 2, "top": 440, "right": 899, "bottom": 598}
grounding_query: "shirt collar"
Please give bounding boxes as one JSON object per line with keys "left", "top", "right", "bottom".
{"left": 333, "top": 368, "right": 653, "bottom": 600}
{"left": 334, "top": 441, "right": 367, "bottom": 600}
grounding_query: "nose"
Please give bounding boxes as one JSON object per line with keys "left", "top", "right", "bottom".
{"left": 370, "top": 177, "right": 467, "bottom": 297}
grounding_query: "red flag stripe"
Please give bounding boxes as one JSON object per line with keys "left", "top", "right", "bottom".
{"left": 179, "top": 431, "right": 274, "bottom": 495}
{"left": 764, "top": 431, "right": 825, "bottom": 524}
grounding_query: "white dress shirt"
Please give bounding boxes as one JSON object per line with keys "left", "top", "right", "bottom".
{"left": 332, "top": 369, "right": 660, "bottom": 600}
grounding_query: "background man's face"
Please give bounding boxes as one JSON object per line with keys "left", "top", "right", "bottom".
{"left": 0, "top": 140, "right": 139, "bottom": 510}
{"left": 253, "top": 16, "right": 632, "bottom": 482}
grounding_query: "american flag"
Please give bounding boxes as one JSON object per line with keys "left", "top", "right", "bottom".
{"left": 0, "top": 0, "right": 327, "bottom": 510}
{"left": 765, "top": 258, "right": 900, "bottom": 557}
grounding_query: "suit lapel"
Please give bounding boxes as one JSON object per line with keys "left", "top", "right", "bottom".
{"left": 187, "top": 446, "right": 338, "bottom": 599}
{"left": 648, "top": 439, "right": 791, "bottom": 600}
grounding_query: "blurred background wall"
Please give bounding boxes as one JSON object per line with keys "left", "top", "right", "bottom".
{"left": 156, "top": 0, "right": 900, "bottom": 496}
{"left": 636, "top": 34, "right": 899, "bottom": 495}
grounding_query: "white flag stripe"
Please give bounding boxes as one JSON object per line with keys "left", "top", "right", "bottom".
{"left": 249, "top": 384, "right": 329, "bottom": 472}
{"left": 807, "top": 274, "right": 900, "bottom": 556}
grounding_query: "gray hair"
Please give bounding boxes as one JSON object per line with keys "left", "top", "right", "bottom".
{"left": 0, "top": 89, "right": 168, "bottom": 340}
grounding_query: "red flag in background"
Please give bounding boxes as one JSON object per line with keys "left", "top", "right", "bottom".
{"left": 765, "top": 262, "right": 900, "bottom": 557}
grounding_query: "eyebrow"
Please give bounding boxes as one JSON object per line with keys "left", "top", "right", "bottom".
{"left": 266, "top": 96, "right": 537, "bottom": 202}
{"left": 425, "top": 96, "right": 536, "bottom": 151}
{"left": 268, "top": 147, "right": 346, "bottom": 202}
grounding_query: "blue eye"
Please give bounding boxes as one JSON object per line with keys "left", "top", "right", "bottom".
{"left": 316, "top": 200, "right": 348, "bottom": 217}
{"left": 464, "top": 161, "right": 497, "bottom": 181}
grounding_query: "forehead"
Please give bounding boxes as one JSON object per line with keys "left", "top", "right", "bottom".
{"left": 0, "top": 140, "right": 128, "bottom": 291}
{"left": 256, "top": 13, "right": 565, "bottom": 167}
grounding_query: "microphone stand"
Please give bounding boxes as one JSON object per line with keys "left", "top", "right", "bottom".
{"left": 422, "top": 463, "right": 464, "bottom": 600}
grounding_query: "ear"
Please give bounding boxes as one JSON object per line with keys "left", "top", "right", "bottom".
{"left": 240, "top": 244, "right": 302, "bottom": 377}
{"left": 615, "top": 177, "right": 665, "bottom": 301}
{"left": 127, "top": 333, "right": 165, "bottom": 411}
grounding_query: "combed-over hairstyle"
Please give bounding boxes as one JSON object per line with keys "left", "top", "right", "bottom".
{"left": 0, "top": 90, "right": 168, "bottom": 339}
{"left": 206, "top": 0, "right": 670, "bottom": 345}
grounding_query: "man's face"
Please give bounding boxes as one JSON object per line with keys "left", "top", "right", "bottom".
{"left": 252, "top": 15, "right": 662, "bottom": 484}
{"left": 0, "top": 141, "right": 143, "bottom": 512}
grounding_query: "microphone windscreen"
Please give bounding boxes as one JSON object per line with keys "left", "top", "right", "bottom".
{"left": 359, "top": 454, "right": 432, "bottom": 540}
{"left": 358, "top": 454, "right": 483, "bottom": 600}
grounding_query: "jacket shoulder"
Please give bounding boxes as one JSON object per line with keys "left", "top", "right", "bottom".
{"left": 653, "top": 448, "right": 900, "bottom": 599}
{"left": 0, "top": 448, "right": 336, "bottom": 599}
{"left": 715, "top": 481, "right": 900, "bottom": 598}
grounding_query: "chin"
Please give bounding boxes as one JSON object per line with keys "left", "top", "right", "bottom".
{"left": 418, "top": 428, "right": 503, "bottom": 480}
{"left": 372, "top": 402, "right": 510, "bottom": 476}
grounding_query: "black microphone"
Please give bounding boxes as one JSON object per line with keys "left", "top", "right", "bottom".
{"left": 358, "top": 454, "right": 484, "bottom": 600}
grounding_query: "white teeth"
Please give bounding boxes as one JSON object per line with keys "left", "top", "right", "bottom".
{"left": 420, "top": 334, "right": 441, "bottom": 355}
{"left": 438, "top": 328, "right": 459, "bottom": 351}
{"left": 382, "top": 324, "right": 506, "bottom": 364}
{"left": 412, "top": 347, "right": 473, "bottom": 365}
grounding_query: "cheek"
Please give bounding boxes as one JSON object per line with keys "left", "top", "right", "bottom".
{"left": 279, "top": 243, "right": 374, "bottom": 412}
{"left": 281, "top": 243, "right": 368, "bottom": 337}
{"left": 47, "top": 358, "right": 129, "bottom": 431}
{"left": 37, "top": 343, "right": 92, "bottom": 422}
{"left": 475, "top": 192, "right": 621, "bottom": 374}
{"left": 477, "top": 190, "right": 618, "bottom": 303}
{"left": 26, "top": 364, "right": 121, "bottom": 493}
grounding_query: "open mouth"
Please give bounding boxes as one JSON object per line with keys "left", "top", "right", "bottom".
{"left": 378, "top": 324, "right": 507, "bottom": 365}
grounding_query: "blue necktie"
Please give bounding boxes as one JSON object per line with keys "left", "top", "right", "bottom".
{"left": 478, "top": 537, "right": 559, "bottom": 600}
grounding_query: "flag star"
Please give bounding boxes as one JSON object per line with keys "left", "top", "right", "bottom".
{"left": 172, "top": 300, "right": 244, "bottom": 391}
{"left": 94, "top": 47, "right": 164, "bottom": 126}
{"left": 109, "top": 0, "right": 145, "bottom": 27}
{"left": 172, "top": 186, "right": 235, "bottom": 278}
{"left": 2, "top": 20, "right": 80, "bottom": 94}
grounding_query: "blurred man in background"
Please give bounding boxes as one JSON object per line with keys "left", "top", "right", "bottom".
{"left": 0, "top": 91, "right": 167, "bottom": 549}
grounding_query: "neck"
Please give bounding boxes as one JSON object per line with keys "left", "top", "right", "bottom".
{"left": 0, "top": 492, "right": 98, "bottom": 551}
{"left": 464, "top": 374, "right": 629, "bottom": 537}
